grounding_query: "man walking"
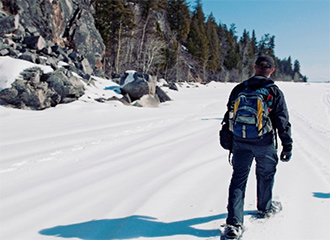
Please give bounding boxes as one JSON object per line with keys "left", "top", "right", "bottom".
{"left": 221, "top": 55, "right": 293, "bottom": 239}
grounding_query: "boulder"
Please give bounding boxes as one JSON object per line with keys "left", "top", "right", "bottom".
{"left": 155, "top": 86, "right": 171, "bottom": 102}
{"left": 0, "top": 68, "right": 59, "bottom": 110}
{"left": 0, "top": 67, "right": 84, "bottom": 110}
{"left": 23, "top": 35, "right": 46, "bottom": 50}
{"left": 0, "top": 15, "right": 19, "bottom": 35}
{"left": 18, "top": 52, "right": 36, "bottom": 63}
{"left": 133, "top": 94, "right": 160, "bottom": 108}
{"left": 120, "top": 71, "right": 157, "bottom": 101}
{"left": 168, "top": 82, "right": 178, "bottom": 91}
{"left": 45, "top": 68, "right": 84, "bottom": 103}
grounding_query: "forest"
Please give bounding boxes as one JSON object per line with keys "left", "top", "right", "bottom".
{"left": 92, "top": 0, "right": 307, "bottom": 82}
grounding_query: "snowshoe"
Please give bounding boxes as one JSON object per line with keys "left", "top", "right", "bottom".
{"left": 221, "top": 224, "right": 243, "bottom": 240}
{"left": 257, "top": 201, "right": 282, "bottom": 219}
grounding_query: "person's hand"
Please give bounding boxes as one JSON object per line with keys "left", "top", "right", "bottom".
{"left": 280, "top": 150, "right": 292, "bottom": 162}
{"left": 280, "top": 145, "right": 292, "bottom": 162}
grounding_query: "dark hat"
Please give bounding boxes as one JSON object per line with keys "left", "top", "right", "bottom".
{"left": 255, "top": 55, "right": 275, "bottom": 69}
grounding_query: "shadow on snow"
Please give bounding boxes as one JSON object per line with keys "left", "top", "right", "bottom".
{"left": 39, "top": 211, "right": 259, "bottom": 239}
{"left": 39, "top": 214, "right": 225, "bottom": 239}
{"left": 313, "top": 192, "right": 330, "bottom": 199}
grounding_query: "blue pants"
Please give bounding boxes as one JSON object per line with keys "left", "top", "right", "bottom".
{"left": 226, "top": 140, "right": 279, "bottom": 226}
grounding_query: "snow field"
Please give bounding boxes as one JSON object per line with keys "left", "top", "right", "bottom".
{"left": 0, "top": 78, "right": 329, "bottom": 240}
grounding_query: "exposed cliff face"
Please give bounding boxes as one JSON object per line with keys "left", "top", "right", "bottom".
{"left": 0, "top": 0, "right": 107, "bottom": 110}
{"left": 0, "top": 0, "right": 105, "bottom": 73}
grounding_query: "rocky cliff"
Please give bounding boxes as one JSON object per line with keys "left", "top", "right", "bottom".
{"left": 0, "top": 0, "right": 107, "bottom": 110}
{"left": 0, "top": 0, "right": 105, "bottom": 74}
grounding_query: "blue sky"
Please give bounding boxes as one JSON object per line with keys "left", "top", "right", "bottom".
{"left": 187, "top": 0, "right": 330, "bottom": 82}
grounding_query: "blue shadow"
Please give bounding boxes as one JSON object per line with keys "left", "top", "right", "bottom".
{"left": 313, "top": 192, "right": 330, "bottom": 199}
{"left": 39, "top": 214, "right": 226, "bottom": 239}
{"left": 104, "top": 86, "right": 122, "bottom": 94}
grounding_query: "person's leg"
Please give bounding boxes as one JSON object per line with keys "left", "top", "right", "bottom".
{"left": 226, "top": 141, "right": 254, "bottom": 226}
{"left": 254, "top": 144, "right": 279, "bottom": 211}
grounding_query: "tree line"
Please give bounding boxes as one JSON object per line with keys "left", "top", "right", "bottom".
{"left": 92, "top": 0, "right": 307, "bottom": 82}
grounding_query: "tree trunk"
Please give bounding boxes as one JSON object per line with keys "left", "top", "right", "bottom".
{"left": 115, "top": 22, "right": 122, "bottom": 73}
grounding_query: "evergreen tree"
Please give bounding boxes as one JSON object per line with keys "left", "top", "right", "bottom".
{"left": 91, "top": 0, "right": 306, "bottom": 82}
{"left": 258, "top": 33, "right": 275, "bottom": 57}
{"left": 186, "top": 0, "right": 208, "bottom": 79}
{"left": 205, "top": 13, "right": 221, "bottom": 73}
{"left": 286, "top": 56, "right": 293, "bottom": 76}
{"left": 223, "top": 24, "right": 240, "bottom": 71}
{"left": 93, "top": 0, "right": 135, "bottom": 73}
{"left": 251, "top": 30, "right": 258, "bottom": 55}
{"left": 293, "top": 59, "right": 300, "bottom": 73}
{"left": 167, "top": 0, "right": 191, "bottom": 42}
{"left": 239, "top": 29, "right": 255, "bottom": 78}
{"left": 135, "top": 0, "right": 168, "bottom": 18}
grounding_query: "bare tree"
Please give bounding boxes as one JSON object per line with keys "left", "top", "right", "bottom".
{"left": 142, "top": 37, "right": 166, "bottom": 73}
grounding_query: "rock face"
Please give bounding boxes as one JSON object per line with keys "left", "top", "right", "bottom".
{"left": 0, "top": 67, "right": 84, "bottom": 110}
{"left": 0, "top": 0, "right": 105, "bottom": 76}
{"left": 0, "top": 0, "right": 105, "bottom": 109}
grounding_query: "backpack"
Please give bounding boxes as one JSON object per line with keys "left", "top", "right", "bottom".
{"left": 229, "top": 83, "right": 275, "bottom": 141}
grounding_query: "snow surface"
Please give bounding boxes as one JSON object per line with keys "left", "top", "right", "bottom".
{"left": 0, "top": 58, "right": 330, "bottom": 240}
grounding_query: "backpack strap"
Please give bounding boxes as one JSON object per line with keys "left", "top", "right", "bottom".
{"left": 263, "top": 83, "right": 279, "bottom": 149}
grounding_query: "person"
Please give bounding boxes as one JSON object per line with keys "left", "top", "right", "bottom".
{"left": 221, "top": 55, "right": 293, "bottom": 239}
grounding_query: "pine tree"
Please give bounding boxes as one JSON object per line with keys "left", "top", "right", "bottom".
{"left": 205, "top": 13, "right": 221, "bottom": 73}
{"left": 258, "top": 33, "right": 275, "bottom": 58}
{"left": 135, "top": 0, "right": 168, "bottom": 18}
{"left": 293, "top": 59, "right": 300, "bottom": 73}
{"left": 224, "top": 24, "right": 240, "bottom": 71}
{"left": 167, "top": 0, "right": 191, "bottom": 42}
{"left": 187, "top": 0, "right": 208, "bottom": 79}
{"left": 239, "top": 29, "right": 255, "bottom": 78}
{"left": 251, "top": 30, "right": 258, "bottom": 55}
{"left": 93, "top": 0, "right": 135, "bottom": 73}
{"left": 286, "top": 56, "right": 293, "bottom": 77}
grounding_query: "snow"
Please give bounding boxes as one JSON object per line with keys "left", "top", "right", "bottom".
{"left": 122, "top": 70, "right": 137, "bottom": 86}
{"left": 0, "top": 58, "right": 330, "bottom": 240}
{"left": 0, "top": 56, "right": 53, "bottom": 91}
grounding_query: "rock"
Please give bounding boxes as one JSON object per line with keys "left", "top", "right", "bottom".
{"left": 120, "top": 71, "right": 157, "bottom": 101}
{"left": 0, "top": 67, "right": 84, "bottom": 110}
{"left": 155, "top": 86, "right": 171, "bottom": 102}
{"left": 121, "top": 93, "right": 132, "bottom": 104}
{"left": 0, "top": 69, "right": 57, "bottom": 110}
{"left": 2, "top": 0, "right": 105, "bottom": 74}
{"left": 22, "top": 35, "right": 46, "bottom": 50}
{"left": 3, "top": 38, "right": 16, "bottom": 48}
{"left": 133, "top": 94, "right": 160, "bottom": 108}
{"left": 121, "top": 78, "right": 149, "bottom": 101}
{"left": 18, "top": 52, "right": 36, "bottom": 63}
{"left": 169, "top": 82, "right": 178, "bottom": 91}
{"left": 108, "top": 96, "right": 131, "bottom": 106}
{"left": 70, "top": 8, "right": 105, "bottom": 72}
{"left": 45, "top": 68, "right": 84, "bottom": 103}
{"left": 81, "top": 58, "right": 93, "bottom": 75}
{"left": 0, "top": 48, "right": 9, "bottom": 56}
{"left": 0, "top": 15, "right": 19, "bottom": 35}
{"left": 0, "top": 88, "right": 19, "bottom": 106}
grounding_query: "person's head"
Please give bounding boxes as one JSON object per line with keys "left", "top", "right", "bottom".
{"left": 254, "top": 55, "right": 275, "bottom": 78}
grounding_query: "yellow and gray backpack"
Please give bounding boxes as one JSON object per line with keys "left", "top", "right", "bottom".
{"left": 229, "top": 83, "right": 275, "bottom": 141}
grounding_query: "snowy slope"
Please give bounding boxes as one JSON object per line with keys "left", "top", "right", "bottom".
{"left": 0, "top": 61, "right": 329, "bottom": 240}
